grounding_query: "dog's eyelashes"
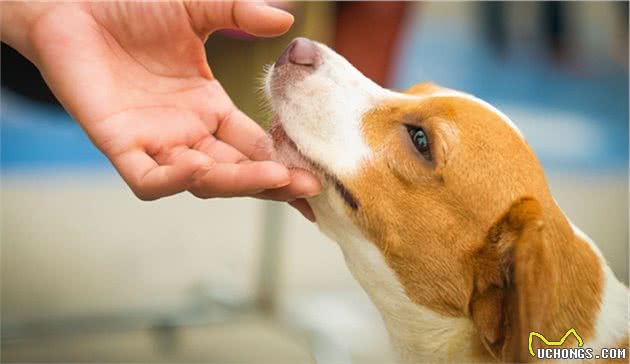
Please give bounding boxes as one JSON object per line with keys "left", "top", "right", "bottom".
{"left": 406, "top": 126, "right": 433, "bottom": 161}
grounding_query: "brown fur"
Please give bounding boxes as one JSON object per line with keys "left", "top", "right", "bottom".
{"left": 337, "top": 83, "right": 604, "bottom": 362}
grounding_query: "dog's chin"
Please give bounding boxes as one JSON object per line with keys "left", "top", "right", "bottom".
{"left": 269, "top": 118, "right": 323, "bottom": 178}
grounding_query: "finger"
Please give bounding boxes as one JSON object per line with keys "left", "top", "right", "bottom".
{"left": 189, "top": 161, "right": 290, "bottom": 198}
{"left": 289, "top": 199, "right": 316, "bottom": 222}
{"left": 254, "top": 169, "right": 322, "bottom": 201}
{"left": 113, "top": 149, "right": 212, "bottom": 201}
{"left": 216, "top": 108, "right": 275, "bottom": 161}
{"left": 188, "top": 1, "right": 294, "bottom": 37}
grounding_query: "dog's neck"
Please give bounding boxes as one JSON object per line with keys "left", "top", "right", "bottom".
{"left": 311, "top": 192, "right": 492, "bottom": 363}
{"left": 311, "top": 193, "right": 628, "bottom": 363}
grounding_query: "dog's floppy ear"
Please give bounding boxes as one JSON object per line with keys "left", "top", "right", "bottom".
{"left": 471, "top": 197, "right": 557, "bottom": 363}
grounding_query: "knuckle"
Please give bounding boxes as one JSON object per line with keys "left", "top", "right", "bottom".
{"left": 189, "top": 188, "right": 213, "bottom": 200}
{"left": 131, "top": 186, "right": 159, "bottom": 201}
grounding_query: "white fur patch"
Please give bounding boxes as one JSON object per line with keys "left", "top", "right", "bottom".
{"left": 266, "top": 42, "right": 392, "bottom": 177}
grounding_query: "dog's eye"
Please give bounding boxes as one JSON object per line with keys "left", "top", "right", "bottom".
{"left": 407, "top": 126, "right": 432, "bottom": 161}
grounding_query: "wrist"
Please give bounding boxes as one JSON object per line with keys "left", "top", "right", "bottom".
{"left": 1, "top": 2, "right": 57, "bottom": 63}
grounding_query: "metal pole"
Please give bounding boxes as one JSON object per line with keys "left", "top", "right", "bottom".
{"left": 255, "top": 201, "right": 285, "bottom": 314}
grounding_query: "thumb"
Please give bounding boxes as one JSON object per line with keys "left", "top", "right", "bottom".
{"left": 187, "top": 1, "right": 294, "bottom": 37}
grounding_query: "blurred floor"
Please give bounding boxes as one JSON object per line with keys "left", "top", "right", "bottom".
{"left": 3, "top": 314, "right": 314, "bottom": 363}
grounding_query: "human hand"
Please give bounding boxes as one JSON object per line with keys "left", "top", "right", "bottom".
{"left": 1, "top": 1, "right": 320, "bottom": 220}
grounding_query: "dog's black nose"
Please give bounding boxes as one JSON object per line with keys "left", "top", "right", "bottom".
{"left": 275, "top": 38, "right": 321, "bottom": 68}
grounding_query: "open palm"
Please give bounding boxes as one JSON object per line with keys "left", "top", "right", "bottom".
{"left": 26, "top": 1, "right": 319, "bottom": 217}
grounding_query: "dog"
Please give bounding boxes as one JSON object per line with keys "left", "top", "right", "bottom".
{"left": 264, "top": 38, "right": 629, "bottom": 363}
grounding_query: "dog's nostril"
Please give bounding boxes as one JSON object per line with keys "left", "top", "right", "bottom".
{"left": 275, "top": 37, "right": 320, "bottom": 68}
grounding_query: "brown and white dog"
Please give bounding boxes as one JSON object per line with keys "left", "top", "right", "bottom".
{"left": 264, "top": 38, "right": 629, "bottom": 363}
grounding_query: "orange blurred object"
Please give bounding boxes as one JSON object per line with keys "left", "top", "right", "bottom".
{"left": 334, "top": 1, "right": 410, "bottom": 87}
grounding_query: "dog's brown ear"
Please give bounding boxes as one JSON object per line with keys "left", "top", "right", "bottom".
{"left": 471, "top": 197, "right": 557, "bottom": 363}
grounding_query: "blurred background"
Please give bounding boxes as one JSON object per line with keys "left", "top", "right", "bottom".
{"left": 1, "top": 2, "right": 628, "bottom": 363}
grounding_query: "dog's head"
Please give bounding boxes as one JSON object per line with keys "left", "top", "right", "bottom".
{"left": 265, "top": 38, "right": 601, "bottom": 361}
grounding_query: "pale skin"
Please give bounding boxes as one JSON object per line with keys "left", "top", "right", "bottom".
{"left": 1, "top": 1, "right": 320, "bottom": 220}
